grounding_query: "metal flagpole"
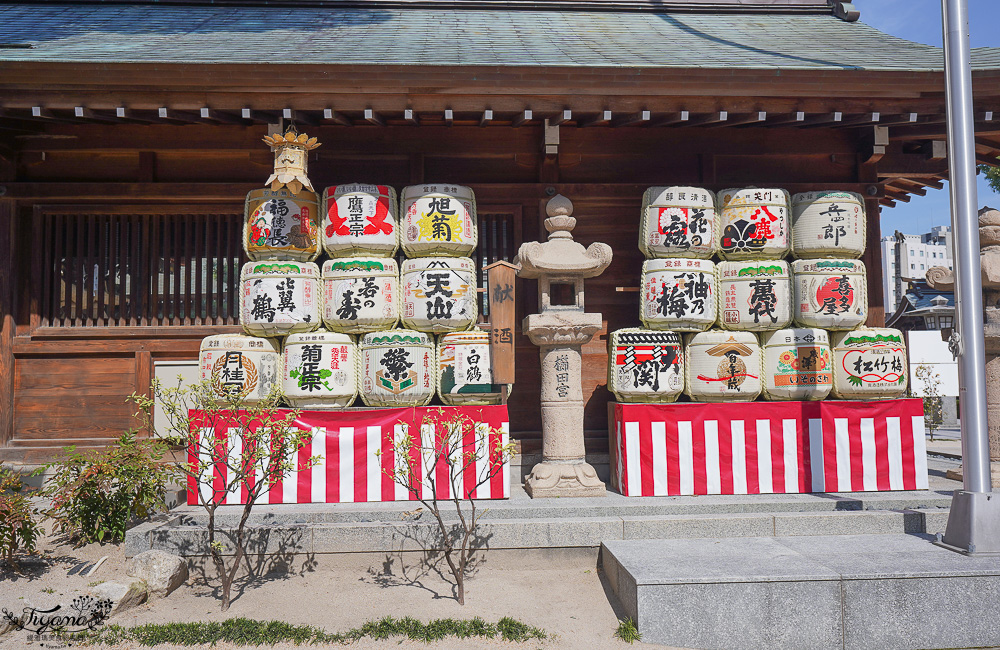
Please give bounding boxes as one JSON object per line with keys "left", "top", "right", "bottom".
{"left": 937, "top": 0, "right": 1000, "bottom": 555}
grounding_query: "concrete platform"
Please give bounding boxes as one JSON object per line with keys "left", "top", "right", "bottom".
{"left": 125, "top": 484, "right": 956, "bottom": 558}
{"left": 601, "top": 533, "right": 1000, "bottom": 650}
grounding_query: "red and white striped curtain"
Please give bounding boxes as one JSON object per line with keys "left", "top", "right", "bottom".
{"left": 187, "top": 406, "right": 510, "bottom": 505}
{"left": 613, "top": 399, "right": 928, "bottom": 496}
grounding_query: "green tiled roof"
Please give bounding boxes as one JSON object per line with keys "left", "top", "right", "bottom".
{"left": 0, "top": 4, "right": 996, "bottom": 71}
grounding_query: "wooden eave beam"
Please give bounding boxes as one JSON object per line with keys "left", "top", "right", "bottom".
{"left": 876, "top": 154, "right": 948, "bottom": 178}
{"left": 711, "top": 111, "right": 765, "bottom": 128}
{"left": 832, "top": 112, "right": 880, "bottom": 128}
{"left": 28, "top": 106, "right": 59, "bottom": 121}
{"left": 363, "top": 108, "right": 385, "bottom": 126}
{"left": 611, "top": 110, "right": 650, "bottom": 127}
{"left": 878, "top": 112, "right": 919, "bottom": 127}
{"left": 975, "top": 138, "right": 1000, "bottom": 156}
{"left": 283, "top": 108, "right": 318, "bottom": 127}
{"left": 115, "top": 107, "right": 154, "bottom": 124}
{"left": 652, "top": 111, "right": 689, "bottom": 127}
{"left": 404, "top": 109, "right": 420, "bottom": 126}
{"left": 479, "top": 109, "right": 493, "bottom": 127}
{"left": 579, "top": 110, "right": 612, "bottom": 127}
{"left": 549, "top": 109, "right": 572, "bottom": 126}
{"left": 766, "top": 111, "right": 805, "bottom": 126}
{"left": 893, "top": 178, "right": 928, "bottom": 196}
{"left": 862, "top": 125, "right": 888, "bottom": 164}
{"left": 883, "top": 186, "right": 912, "bottom": 202}
{"left": 687, "top": 111, "right": 727, "bottom": 127}
{"left": 511, "top": 109, "right": 533, "bottom": 127}
{"left": 921, "top": 140, "right": 947, "bottom": 161}
{"left": 157, "top": 107, "right": 202, "bottom": 124}
{"left": 242, "top": 108, "right": 281, "bottom": 123}
{"left": 198, "top": 108, "right": 247, "bottom": 125}
{"left": 72, "top": 107, "right": 117, "bottom": 123}
{"left": 322, "top": 109, "right": 352, "bottom": 126}
{"left": 798, "top": 111, "right": 843, "bottom": 127}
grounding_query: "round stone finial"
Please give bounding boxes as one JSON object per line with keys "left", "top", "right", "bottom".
{"left": 546, "top": 194, "right": 574, "bottom": 218}
{"left": 979, "top": 206, "right": 1000, "bottom": 228}
{"left": 544, "top": 194, "right": 576, "bottom": 239}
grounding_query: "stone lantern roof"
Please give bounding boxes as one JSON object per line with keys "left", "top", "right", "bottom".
{"left": 514, "top": 195, "right": 612, "bottom": 280}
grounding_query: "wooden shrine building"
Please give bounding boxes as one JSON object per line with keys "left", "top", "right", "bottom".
{"left": 1, "top": 0, "right": 1000, "bottom": 463}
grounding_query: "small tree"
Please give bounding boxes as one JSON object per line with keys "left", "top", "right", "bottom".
{"left": 132, "top": 379, "right": 317, "bottom": 611}
{"left": 914, "top": 364, "right": 944, "bottom": 442}
{"left": 38, "top": 431, "right": 177, "bottom": 545}
{"left": 379, "top": 408, "right": 515, "bottom": 605}
{"left": 0, "top": 467, "right": 41, "bottom": 567}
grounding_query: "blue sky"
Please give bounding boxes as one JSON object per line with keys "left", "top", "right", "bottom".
{"left": 858, "top": 0, "right": 1000, "bottom": 236}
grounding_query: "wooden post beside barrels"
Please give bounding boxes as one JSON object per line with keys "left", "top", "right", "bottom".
{"left": 486, "top": 260, "right": 517, "bottom": 391}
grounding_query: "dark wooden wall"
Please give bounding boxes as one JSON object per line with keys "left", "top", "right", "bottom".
{"left": 0, "top": 122, "right": 884, "bottom": 462}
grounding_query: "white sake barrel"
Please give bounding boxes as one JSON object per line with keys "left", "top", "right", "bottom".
{"left": 359, "top": 330, "right": 435, "bottom": 407}
{"left": 640, "top": 258, "right": 717, "bottom": 331}
{"left": 761, "top": 328, "right": 833, "bottom": 401}
{"left": 281, "top": 331, "right": 358, "bottom": 408}
{"left": 608, "top": 328, "right": 684, "bottom": 403}
{"left": 240, "top": 261, "right": 321, "bottom": 337}
{"left": 401, "top": 184, "right": 478, "bottom": 257}
{"left": 831, "top": 328, "right": 908, "bottom": 399}
{"left": 791, "top": 259, "right": 868, "bottom": 330}
{"left": 639, "top": 186, "right": 718, "bottom": 259}
{"left": 199, "top": 334, "right": 281, "bottom": 404}
{"left": 244, "top": 187, "right": 321, "bottom": 262}
{"left": 321, "top": 183, "right": 399, "bottom": 258}
{"left": 321, "top": 257, "right": 400, "bottom": 334}
{"left": 401, "top": 257, "right": 477, "bottom": 333}
{"left": 718, "top": 187, "right": 791, "bottom": 260}
{"left": 717, "top": 260, "right": 792, "bottom": 332}
{"left": 684, "top": 330, "right": 762, "bottom": 402}
{"left": 438, "top": 331, "right": 504, "bottom": 405}
{"left": 791, "top": 190, "right": 866, "bottom": 259}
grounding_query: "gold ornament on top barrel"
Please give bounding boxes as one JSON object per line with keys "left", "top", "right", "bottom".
{"left": 244, "top": 129, "right": 322, "bottom": 262}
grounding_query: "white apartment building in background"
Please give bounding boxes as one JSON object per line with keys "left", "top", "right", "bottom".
{"left": 881, "top": 225, "right": 953, "bottom": 314}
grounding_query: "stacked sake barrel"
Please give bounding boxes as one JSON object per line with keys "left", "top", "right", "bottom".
{"left": 319, "top": 182, "right": 500, "bottom": 407}
{"left": 610, "top": 186, "right": 907, "bottom": 405}
{"left": 397, "top": 185, "right": 504, "bottom": 406}
{"left": 200, "top": 131, "right": 329, "bottom": 405}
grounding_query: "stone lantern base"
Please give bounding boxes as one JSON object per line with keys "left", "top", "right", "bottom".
{"left": 525, "top": 461, "right": 606, "bottom": 498}
{"left": 945, "top": 463, "right": 1000, "bottom": 488}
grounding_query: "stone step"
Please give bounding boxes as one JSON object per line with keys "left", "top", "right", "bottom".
{"left": 159, "top": 488, "right": 954, "bottom": 527}
{"left": 128, "top": 506, "right": 953, "bottom": 558}
{"left": 600, "top": 534, "right": 1000, "bottom": 649}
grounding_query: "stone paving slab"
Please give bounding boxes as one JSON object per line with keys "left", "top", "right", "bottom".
{"left": 130, "top": 508, "right": 947, "bottom": 558}
{"left": 157, "top": 486, "right": 956, "bottom": 527}
{"left": 602, "top": 533, "right": 1000, "bottom": 650}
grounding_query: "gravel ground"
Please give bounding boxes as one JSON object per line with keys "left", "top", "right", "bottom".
{"left": 0, "top": 529, "right": 671, "bottom": 649}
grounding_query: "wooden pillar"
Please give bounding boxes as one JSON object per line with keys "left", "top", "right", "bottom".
{"left": 859, "top": 161, "right": 885, "bottom": 326}
{"left": 135, "top": 349, "right": 152, "bottom": 437}
{"left": 0, "top": 200, "right": 13, "bottom": 446}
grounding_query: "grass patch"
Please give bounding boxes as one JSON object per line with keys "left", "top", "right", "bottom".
{"left": 78, "top": 615, "right": 546, "bottom": 646}
{"left": 615, "top": 617, "right": 641, "bottom": 644}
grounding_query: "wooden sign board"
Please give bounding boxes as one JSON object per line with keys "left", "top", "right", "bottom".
{"left": 485, "top": 261, "right": 517, "bottom": 386}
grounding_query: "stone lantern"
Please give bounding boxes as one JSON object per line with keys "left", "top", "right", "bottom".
{"left": 514, "top": 195, "right": 613, "bottom": 497}
{"left": 925, "top": 206, "right": 1000, "bottom": 485}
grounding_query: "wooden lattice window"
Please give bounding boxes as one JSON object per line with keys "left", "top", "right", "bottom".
{"left": 473, "top": 206, "right": 522, "bottom": 318}
{"left": 35, "top": 205, "right": 246, "bottom": 328}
